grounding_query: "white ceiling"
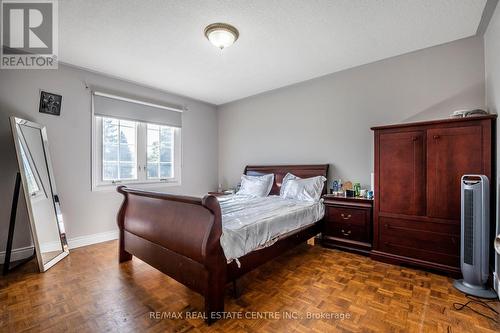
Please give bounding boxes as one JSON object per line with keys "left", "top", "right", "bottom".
{"left": 59, "top": 0, "right": 487, "bottom": 105}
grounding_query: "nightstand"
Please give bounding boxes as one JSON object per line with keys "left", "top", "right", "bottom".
{"left": 321, "top": 195, "right": 373, "bottom": 255}
{"left": 208, "top": 191, "right": 225, "bottom": 196}
{"left": 208, "top": 190, "right": 235, "bottom": 196}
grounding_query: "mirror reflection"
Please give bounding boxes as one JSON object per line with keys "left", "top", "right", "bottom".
{"left": 11, "top": 117, "right": 68, "bottom": 271}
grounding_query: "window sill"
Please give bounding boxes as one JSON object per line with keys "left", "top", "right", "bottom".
{"left": 91, "top": 180, "right": 181, "bottom": 192}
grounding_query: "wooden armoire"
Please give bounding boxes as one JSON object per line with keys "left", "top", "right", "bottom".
{"left": 371, "top": 115, "right": 496, "bottom": 275}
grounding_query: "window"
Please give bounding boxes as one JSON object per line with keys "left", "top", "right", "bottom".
{"left": 102, "top": 118, "right": 137, "bottom": 181}
{"left": 91, "top": 90, "right": 183, "bottom": 190}
{"left": 146, "top": 124, "right": 174, "bottom": 180}
{"left": 92, "top": 116, "right": 181, "bottom": 190}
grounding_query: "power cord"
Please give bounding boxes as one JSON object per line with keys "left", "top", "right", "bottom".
{"left": 453, "top": 295, "right": 499, "bottom": 323}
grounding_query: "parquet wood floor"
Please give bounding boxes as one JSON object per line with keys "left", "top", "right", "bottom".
{"left": 1, "top": 240, "right": 498, "bottom": 332}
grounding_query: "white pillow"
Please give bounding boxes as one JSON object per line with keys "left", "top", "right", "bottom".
{"left": 236, "top": 174, "right": 274, "bottom": 197}
{"left": 280, "top": 172, "right": 299, "bottom": 196}
{"left": 280, "top": 174, "right": 326, "bottom": 202}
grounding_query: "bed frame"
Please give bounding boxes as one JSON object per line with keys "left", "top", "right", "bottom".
{"left": 116, "top": 164, "right": 329, "bottom": 323}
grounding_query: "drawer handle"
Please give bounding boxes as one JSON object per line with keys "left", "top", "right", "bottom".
{"left": 341, "top": 213, "right": 352, "bottom": 220}
{"left": 341, "top": 229, "right": 351, "bottom": 236}
{"left": 384, "top": 223, "right": 390, "bottom": 229}
{"left": 433, "top": 135, "right": 440, "bottom": 140}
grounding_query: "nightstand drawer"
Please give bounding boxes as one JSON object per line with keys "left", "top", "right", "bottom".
{"left": 321, "top": 196, "right": 373, "bottom": 255}
{"left": 327, "top": 206, "right": 367, "bottom": 226}
{"left": 327, "top": 223, "right": 368, "bottom": 243}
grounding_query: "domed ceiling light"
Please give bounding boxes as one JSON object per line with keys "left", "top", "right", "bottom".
{"left": 204, "top": 23, "right": 239, "bottom": 50}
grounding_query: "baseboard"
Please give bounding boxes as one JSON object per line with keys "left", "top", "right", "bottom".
{"left": 67, "top": 230, "right": 118, "bottom": 249}
{"left": 40, "top": 241, "right": 65, "bottom": 253}
{"left": 1, "top": 229, "right": 119, "bottom": 264}
{"left": 0, "top": 245, "right": 35, "bottom": 263}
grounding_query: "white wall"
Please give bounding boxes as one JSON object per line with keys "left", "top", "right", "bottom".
{"left": 217, "top": 36, "right": 485, "bottom": 190}
{"left": 0, "top": 64, "right": 218, "bottom": 254}
{"left": 484, "top": 2, "right": 500, "bottom": 295}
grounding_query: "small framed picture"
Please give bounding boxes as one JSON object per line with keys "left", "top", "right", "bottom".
{"left": 39, "top": 91, "right": 62, "bottom": 116}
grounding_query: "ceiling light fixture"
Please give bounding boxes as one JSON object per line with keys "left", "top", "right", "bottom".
{"left": 204, "top": 23, "right": 239, "bottom": 50}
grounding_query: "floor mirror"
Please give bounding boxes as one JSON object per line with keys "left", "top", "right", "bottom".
{"left": 8, "top": 117, "right": 69, "bottom": 272}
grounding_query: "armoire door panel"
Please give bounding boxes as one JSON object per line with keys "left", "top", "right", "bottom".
{"left": 426, "top": 126, "right": 482, "bottom": 220}
{"left": 379, "top": 131, "right": 425, "bottom": 215}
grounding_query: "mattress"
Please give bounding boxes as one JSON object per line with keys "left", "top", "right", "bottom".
{"left": 218, "top": 195, "right": 325, "bottom": 263}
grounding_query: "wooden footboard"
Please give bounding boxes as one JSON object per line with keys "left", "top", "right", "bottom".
{"left": 116, "top": 186, "right": 226, "bottom": 323}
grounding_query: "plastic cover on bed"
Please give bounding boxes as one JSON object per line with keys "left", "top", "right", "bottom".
{"left": 217, "top": 195, "right": 324, "bottom": 264}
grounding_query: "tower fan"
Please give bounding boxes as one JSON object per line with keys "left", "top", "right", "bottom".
{"left": 453, "top": 175, "right": 497, "bottom": 298}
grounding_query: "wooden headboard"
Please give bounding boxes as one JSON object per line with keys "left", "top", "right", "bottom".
{"left": 244, "top": 164, "right": 329, "bottom": 196}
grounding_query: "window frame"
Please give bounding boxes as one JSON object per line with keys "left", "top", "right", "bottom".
{"left": 91, "top": 115, "right": 182, "bottom": 192}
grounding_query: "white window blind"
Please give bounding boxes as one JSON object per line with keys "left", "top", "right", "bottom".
{"left": 92, "top": 91, "right": 183, "bottom": 128}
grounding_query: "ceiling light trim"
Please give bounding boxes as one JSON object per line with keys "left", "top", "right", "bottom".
{"left": 204, "top": 22, "right": 239, "bottom": 49}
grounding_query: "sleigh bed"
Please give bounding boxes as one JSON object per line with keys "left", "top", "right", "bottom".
{"left": 116, "top": 164, "right": 328, "bottom": 323}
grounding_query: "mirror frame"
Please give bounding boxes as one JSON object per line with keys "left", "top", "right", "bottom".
{"left": 10, "top": 117, "right": 69, "bottom": 272}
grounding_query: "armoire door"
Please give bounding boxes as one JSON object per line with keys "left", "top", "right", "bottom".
{"left": 379, "top": 131, "right": 425, "bottom": 215}
{"left": 427, "top": 126, "right": 483, "bottom": 220}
